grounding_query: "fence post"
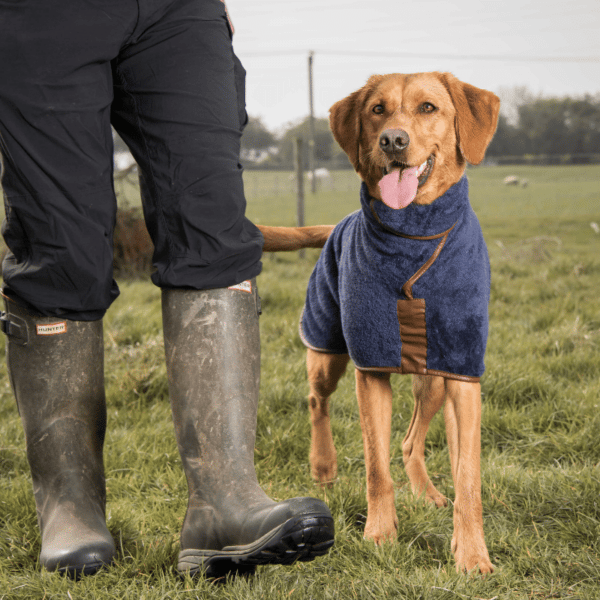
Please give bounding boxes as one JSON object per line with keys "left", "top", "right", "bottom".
{"left": 294, "top": 137, "right": 305, "bottom": 259}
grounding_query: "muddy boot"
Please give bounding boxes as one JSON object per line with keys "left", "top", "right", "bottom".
{"left": 1, "top": 293, "right": 115, "bottom": 578}
{"left": 162, "top": 280, "right": 334, "bottom": 579}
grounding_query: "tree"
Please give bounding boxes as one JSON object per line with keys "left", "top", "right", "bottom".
{"left": 240, "top": 117, "right": 277, "bottom": 163}
{"left": 496, "top": 85, "right": 535, "bottom": 126}
{"left": 486, "top": 87, "right": 600, "bottom": 159}
{"left": 271, "top": 117, "right": 336, "bottom": 167}
{"left": 517, "top": 96, "right": 600, "bottom": 156}
{"left": 563, "top": 95, "right": 600, "bottom": 155}
{"left": 487, "top": 114, "right": 530, "bottom": 156}
{"left": 518, "top": 98, "right": 571, "bottom": 155}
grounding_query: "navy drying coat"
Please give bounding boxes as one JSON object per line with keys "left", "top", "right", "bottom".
{"left": 300, "top": 177, "right": 490, "bottom": 381}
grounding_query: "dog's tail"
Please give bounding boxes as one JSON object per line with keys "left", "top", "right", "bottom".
{"left": 257, "top": 225, "right": 334, "bottom": 252}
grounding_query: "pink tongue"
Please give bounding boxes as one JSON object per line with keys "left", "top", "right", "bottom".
{"left": 378, "top": 166, "right": 419, "bottom": 209}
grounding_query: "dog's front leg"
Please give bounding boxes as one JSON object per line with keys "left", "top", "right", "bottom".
{"left": 355, "top": 369, "right": 398, "bottom": 544}
{"left": 307, "top": 350, "right": 350, "bottom": 485}
{"left": 445, "top": 380, "right": 494, "bottom": 574}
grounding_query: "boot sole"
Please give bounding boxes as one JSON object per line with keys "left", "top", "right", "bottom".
{"left": 55, "top": 560, "right": 111, "bottom": 580}
{"left": 177, "top": 514, "right": 334, "bottom": 580}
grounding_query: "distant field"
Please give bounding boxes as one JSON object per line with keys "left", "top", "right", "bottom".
{"left": 111, "top": 164, "right": 600, "bottom": 225}
{"left": 1, "top": 164, "right": 599, "bottom": 598}
{"left": 242, "top": 164, "right": 600, "bottom": 225}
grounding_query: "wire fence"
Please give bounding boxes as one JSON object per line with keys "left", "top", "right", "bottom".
{"left": 242, "top": 169, "right": 358, "bottom": 202}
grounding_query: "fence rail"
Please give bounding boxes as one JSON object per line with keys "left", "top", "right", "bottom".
{"left": 485, "top": 153, "right": 600, "bottom": 166}
{"left": 242, "top": 169, "right": 358, "bottom": 202}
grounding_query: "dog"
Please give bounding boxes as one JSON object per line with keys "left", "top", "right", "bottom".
{"left": 293, "top": 72, "right": 500, "bottom": 574}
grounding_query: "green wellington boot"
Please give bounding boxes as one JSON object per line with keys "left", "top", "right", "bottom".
{"left": 162, "top": 280, "right": 334, "bottom": 579}
{"left": 1, "top": 293, "right": 115, "bottom": 577}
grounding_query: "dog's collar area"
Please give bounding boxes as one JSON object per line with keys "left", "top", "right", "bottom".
{"left": 363, "top": 176, "right": 470, "bottom": 239}
{"left": 369, "top": 202, "right": 457, "bottom": 241}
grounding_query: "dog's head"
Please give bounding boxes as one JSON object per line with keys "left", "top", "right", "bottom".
{"left": 329, "top": 72, "right": 500, "bottom": 206}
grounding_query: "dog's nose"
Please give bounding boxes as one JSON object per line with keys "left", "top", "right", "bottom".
{"left": 379, "top": 129, "right": 410, "bottom": 154}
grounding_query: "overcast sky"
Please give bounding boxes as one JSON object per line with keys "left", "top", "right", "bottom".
{"left": 226, "top": 0, "right": 600, "bottom": 131}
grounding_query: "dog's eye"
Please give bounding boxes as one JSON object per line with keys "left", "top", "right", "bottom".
{"left": 372, "top": 104, "right": 385, "bottom": 115}
{"left": 420, "top": 102, "right": 437, "bottom": 114}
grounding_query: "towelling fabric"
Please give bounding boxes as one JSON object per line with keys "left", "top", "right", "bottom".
{"left": 300, "top": 177, "right": 490, "bottom": 381}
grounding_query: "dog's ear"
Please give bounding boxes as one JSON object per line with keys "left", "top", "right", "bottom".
{"left": 329, "top": 90, "right": 363, "bottom": 171}
{"left": 439, "top": 73, "right": 500, "bottom": 165}
{"left": 329, "top": 75, "right": 384, "bottom": 172}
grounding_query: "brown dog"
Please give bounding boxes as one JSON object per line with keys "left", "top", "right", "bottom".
{"left": 298, "top": 72, "right": 499, "bottom": 574}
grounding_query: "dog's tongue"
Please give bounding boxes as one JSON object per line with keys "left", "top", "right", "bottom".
{"left": 378, "top": 166, "right": 419, "bottom": 209}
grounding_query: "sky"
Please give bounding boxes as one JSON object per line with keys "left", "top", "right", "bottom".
{"left": 226, "top": 0, "right": 600, "bottom": 132}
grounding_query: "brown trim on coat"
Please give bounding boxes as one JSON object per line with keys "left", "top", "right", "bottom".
{"left": 298, "top": 309, "right": 349, "bottom": 356}
{"left": 401, "top": 225, "right": 455, "bottom": 300}
{"left": 369, "top": 199, "right": 456, "bottom": 241}
{"left": 425, "top": 369, "right": 481, "bottom": 382}
{"left": 397, "top": 298, "right": 427, "bottom": 374}
{"left": 394, "top": 223, "right": 456, "bottom": 372}
{"left": 354, "top": 365, "right": 481, "bottom": 383}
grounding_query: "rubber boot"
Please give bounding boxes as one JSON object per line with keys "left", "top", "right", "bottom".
{"left": 162, "top": 280, "right": 334, "bottom": 579}
{"left": 1, "top": 293, "right": 116, "bottom": 578}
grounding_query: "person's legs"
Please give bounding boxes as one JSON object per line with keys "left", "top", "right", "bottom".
{"left": 111, "top": 0, "right": 262, "bottom": 290}
{"left": 112, "top": 0, "right": 334, "bottom": 577}
{"left": 0, "top": 0, "right": 138, "bottom": 575}
{"left": 0, "top": 0, "right": 137, "bottom": 319}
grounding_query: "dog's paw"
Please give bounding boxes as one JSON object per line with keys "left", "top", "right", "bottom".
{"left": 455, "top": 555, "right": 495, "bottom": 575}
{"left": 452, "top": 536, "right": 494, "bottom": 575}
{"left": 421, "top": 482, "right": 448, "bottom": 508}
{"left": 310, "top": 461, "right": 337, "bottom": 487}
{"left": 404, "top": 460, "right": 447, "bottom": 508}
{"left": 364, "top": 515, "right": 398, "bottom": 545}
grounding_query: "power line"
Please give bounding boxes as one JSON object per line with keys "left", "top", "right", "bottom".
{"left": 318, "top": 50, "right": 600, "bottom": 63}
{"left": 241, "top": 49, "right": 600, "bottom": 63}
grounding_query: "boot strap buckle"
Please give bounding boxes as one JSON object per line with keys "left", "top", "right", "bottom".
{"left": 0, "top": 312, "right": 29, "bottom": 346}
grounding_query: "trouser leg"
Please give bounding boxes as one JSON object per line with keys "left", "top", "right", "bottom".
{"left": 111, "top": 0, "right": 263, "bottom": 291}
{"left": 0, "top": 0, "right": 138, "bottom": 318}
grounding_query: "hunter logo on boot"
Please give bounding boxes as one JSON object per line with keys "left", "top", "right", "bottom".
{"left": 36, "top": 322, "right": 67, "bottom": 336}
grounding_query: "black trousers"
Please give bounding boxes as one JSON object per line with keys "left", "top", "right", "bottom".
{"left": 0, "top": 0, "right": 263, "bottom": 320}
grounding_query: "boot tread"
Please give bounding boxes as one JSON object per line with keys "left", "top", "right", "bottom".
{"left": 177, "top": 514, "right": 334, "bottom": 579}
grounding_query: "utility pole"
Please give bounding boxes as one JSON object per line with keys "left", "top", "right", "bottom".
{"left": 308, "top": 50, "right": 316, "bottom": 194}
{"left": 294, "top": 137, "right": 305, "bottom": 258}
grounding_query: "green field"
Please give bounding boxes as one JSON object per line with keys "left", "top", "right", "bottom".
{"left": 1, "top": 165, "right": 600, "bottom": 598}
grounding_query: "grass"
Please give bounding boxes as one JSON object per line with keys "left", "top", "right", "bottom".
{"left": 1, "top": 165, "right": 600, "bottom": 598}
